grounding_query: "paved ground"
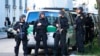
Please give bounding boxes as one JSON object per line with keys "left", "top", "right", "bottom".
{"left": 0, "top": 38, "right": 72, "bottom": 56}
{"left": 1, "top": 38, "right": 94, "bottom": 56}
{"left": 0, "top": 38, "right": 37, "bottom": 56}
{"left": 0, "top": 38, "right": 55, "bottom": 56}
{"left": 0, "top": 32, "right": 7, "bottom": 39}
{"left": 0, "top": 32, "right": 75, "bottom": 56}
{"left": 0, "top": 33, "right": 77, "bottom": 56}
{"left": 0, "top": 39, "right": 23, "bottom": 56}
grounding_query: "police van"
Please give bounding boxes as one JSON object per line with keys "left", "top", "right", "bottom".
{"left": 26, "top": 9, "right": 76, "bottom": 54}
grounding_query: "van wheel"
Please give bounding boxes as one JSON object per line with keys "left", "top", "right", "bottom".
{"left": 72, "top": 45, "right": 77, "bottom": 51}
{"left": 68, "top": 38, "right": 70, "bottom": 47}
{"left": 7, "top": 32, "right": 14, "bottom": 38}
{"left": 27, "top": 48, "right": 32, "bottom": 54}
{"left": 7, "top": 32, "right": 11, "bottom": 38}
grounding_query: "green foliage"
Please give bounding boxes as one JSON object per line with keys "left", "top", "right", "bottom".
{"left": 76, "top": 38, "right": 100, "bottom": 56}
{"left": 94, "top": 4, "right": 98, "bottom": 9}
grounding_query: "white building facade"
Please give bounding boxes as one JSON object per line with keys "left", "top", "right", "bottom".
{"left": 27, "top": 0, "right": 73, "bottom": 10}
{"left": 73, "top": 0, "right": 98, "bottom": 14}
{"left": 0, "top": 0, "right": 26, "bottom": 28}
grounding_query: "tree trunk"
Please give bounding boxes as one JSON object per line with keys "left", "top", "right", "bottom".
{"left": 96, "top": 0, "right": 100, "bottom": 46}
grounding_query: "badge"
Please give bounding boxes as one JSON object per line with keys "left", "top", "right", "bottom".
{"left": 81, "top": 16, "right": 83, "bottom": 19}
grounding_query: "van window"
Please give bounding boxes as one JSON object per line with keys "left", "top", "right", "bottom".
{"left": 45, "top": 12, "right": 59, "bottom": 25}
{"left": 27, "top": 12, "right": 39, "bottom": 24}
{"left": 27, "top": 11, "right": 59, "bottom": 25}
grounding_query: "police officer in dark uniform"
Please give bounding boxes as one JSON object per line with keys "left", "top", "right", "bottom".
{"left": 53, "top": 11, "right": 69, "bottom": 56}
{"left": 14, "top": 15, "right": 28, "bottom": 56}
{"left": 33, "top": 12, "right": 49, "bottom": 56}
{"left": 75, "top": 7, "right": 85, "bottom": 54}
{"left": 85, "top": 13, "right": 94, "bottom": 48}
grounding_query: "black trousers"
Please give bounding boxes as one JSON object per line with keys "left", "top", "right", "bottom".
{"left": 35, "top": 33, "right": 48, "bottom": 56}
{"left": 76, "top": 30, "right": 84, "bottom": 53}
{"left": 14, "top": 35, "right": 27, "bottom": 56}
{"left": 85, "top": 28, "right": 94, "bottom": 44}
{"left": 54, "top": 31, "right": 67, "bottom": 55}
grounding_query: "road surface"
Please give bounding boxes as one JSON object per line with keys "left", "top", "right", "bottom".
{"left": 0, "top": 38, "right": 39, "bottom": 56}
{"left": 0, "top": 38, "right": 54, "bottom": 56}
{"left": 0, "top": 32, "right": 7, "bottom": 39}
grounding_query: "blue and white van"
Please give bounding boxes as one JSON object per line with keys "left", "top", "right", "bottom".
{"left": 26, "top": 10, "right": 75, "bottom": 54}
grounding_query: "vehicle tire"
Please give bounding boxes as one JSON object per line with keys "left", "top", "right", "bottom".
{"left": 7, "top": 32, "right": 15, "bottom": 38}
{"left": 67, "top": 38, "right": 70, "bottom": 47}
{"left": 72, "top": 45, "right": 77, "bottom": 51}
{"left": 27, "top": 48, "right": 32, "bottom": 54}
{"left": 7, "top": 32, "right": 11, "bottom": 38}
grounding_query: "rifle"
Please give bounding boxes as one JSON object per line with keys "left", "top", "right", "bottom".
{"left": 53, "top": 17, "right": 62, "bottom": 38}
{"left": 19, "top": 23, "right": 24, "bottom": 39}
{"left": 57, "top": 17, "right": 62, "bottom": 34}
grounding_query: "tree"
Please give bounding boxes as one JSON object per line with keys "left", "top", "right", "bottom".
{"left": 96, "top": 0, "right": 100, "bottom": 46}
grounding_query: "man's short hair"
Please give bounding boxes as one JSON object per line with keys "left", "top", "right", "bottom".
{"left": 59, "top": 11, "right": 65, "bottom": 16}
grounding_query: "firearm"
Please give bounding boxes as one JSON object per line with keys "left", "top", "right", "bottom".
{"left": 19, "top": 22, "right": 24, "bottom": 39}
{"left": 56, "top": 17, "right": 62, "bottom": 34}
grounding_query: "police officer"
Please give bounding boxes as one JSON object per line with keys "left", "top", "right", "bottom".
{"left": 33, "top": 12, "right": 49, "bottom": 56}
{"left": 85, "top": 13, "right": 94, "bottom": 48}
{"left": 4, "top": 17, "right": 11, "bottom": 38}
{"left": 61, "top": 8, "right": 69, "bottom": 19}
{"left": 14, "top": 15, "right": 28, "bottom": 56}
{"left": 75, "top": 7, "right": 85, "bottom": 54}
{"left": 53, "top": 11, "right": 69, "bottom": 56}
{"left": 4, "top": 17, "right": 11, "bottom": 28}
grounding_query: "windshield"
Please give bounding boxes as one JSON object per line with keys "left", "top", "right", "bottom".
{"left": 27, "top": 11, "right": 59, "bottom": 25}
{"left": 27, "top": 12, "right": 39, "bottom": 24}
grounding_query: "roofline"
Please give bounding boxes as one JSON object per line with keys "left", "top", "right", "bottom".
{"left": 27, "top": 9, "right": 60, "bottom": 13}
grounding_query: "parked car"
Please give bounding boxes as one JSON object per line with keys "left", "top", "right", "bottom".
{"left": 6, "top": 27, "right": 17, "bottom": 38}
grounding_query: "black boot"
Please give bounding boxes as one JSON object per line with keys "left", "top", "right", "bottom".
{"left": 24, "top": 54, "right": 27, "bottom": 56}
{"left": 15, "top": 54, "right": 18, "bottom": 56}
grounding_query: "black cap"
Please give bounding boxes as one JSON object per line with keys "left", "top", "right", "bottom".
{"left": 19, "top": 14, "right": 26, "bottom": 20}
{"left": 39, "top": 12, "right": 45, "bottom": 18}
{"left": 21, "top": 14, "right": 26, "bottom": 18}
{"left": 77, "top": 7, "right": 83, "bottom": 12}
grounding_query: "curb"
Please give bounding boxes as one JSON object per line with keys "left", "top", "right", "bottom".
{"left": 0, "top": 37, "right": 7, "bottom": 40}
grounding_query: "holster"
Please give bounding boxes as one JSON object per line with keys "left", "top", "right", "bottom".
{"left": 53, "top": 30, "right": 61, "bottom": 38}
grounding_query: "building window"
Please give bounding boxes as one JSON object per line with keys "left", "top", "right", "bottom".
{"left": 19, "top": 0, "right": 22, "bottom": 9}
{"left": 73, "top": 0, "right": 76, "bottom": 1}
{"left": 13, "top": 0, "right": 16, "bottom": 9}
{"left": 5, "top": 0, "right": 9, "bottom": 8}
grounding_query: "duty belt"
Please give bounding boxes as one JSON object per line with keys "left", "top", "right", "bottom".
{"left": 19, "top": 32, "right": 25, "bottom": 35}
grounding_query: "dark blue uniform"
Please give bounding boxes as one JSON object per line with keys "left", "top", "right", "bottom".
{"left": 33, "top": 18, "right": 49, "bottom": 56}
{"left": 14, "top": 22, "right": 29, "bottom": 56}
{"left": 85, "top": 14, "right": 94, "bottom": 44}
{"left": 53, "top": 16, "right": 69, "bottom": 56}
{"left": 75, "top": 14, "right": 85, "bottom": 53}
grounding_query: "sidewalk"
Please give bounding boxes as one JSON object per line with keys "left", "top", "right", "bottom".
{"left": 0, "top": 32, "right": 7, "bottom": 39}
